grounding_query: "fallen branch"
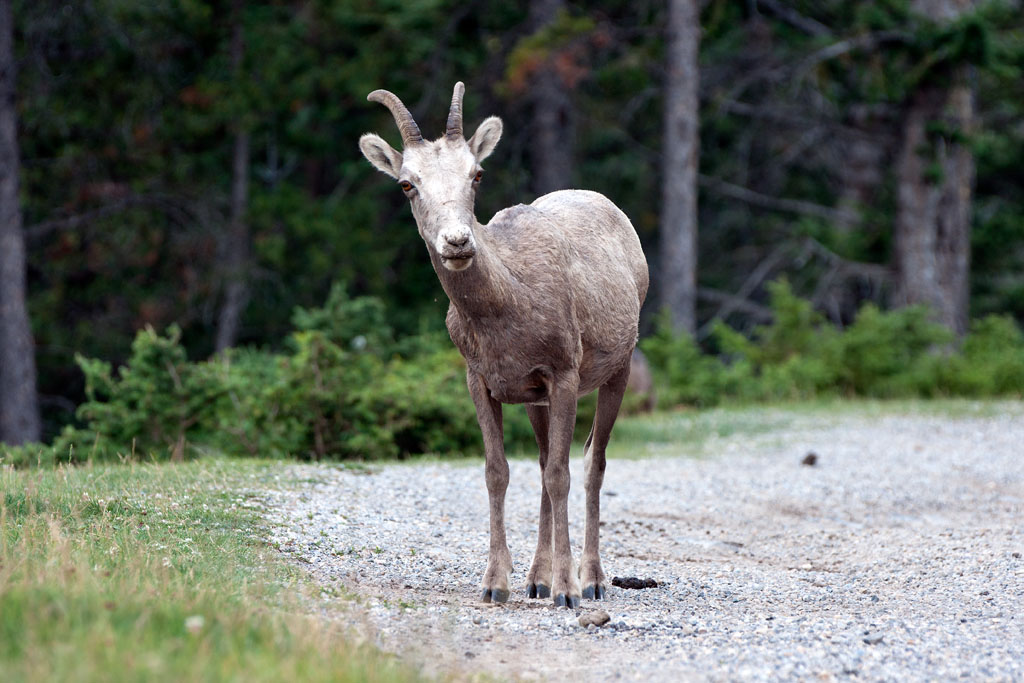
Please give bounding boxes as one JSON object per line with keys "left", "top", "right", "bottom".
{"left": 697, "top": 237, "right": 890, "bottom": 336}
{"left": 715, "top": 99, "right": 897, "bottom": 144}
{"left": 697, "top": 243, "right": 791, "bottom": 339}
{"left": 756, "top": 0, "right": 832, "bottom": 37}
{"left": 698, "top": 287, "right": 774, "bottom": 327}
{"left": 792, "top": 30, "right": 912, "bottom": 85}
{"left": 698, "top": 174, "right": 857, "bottom": 224}
{"left": 26, "top": 193, "right": 201, "bottom": 241}
{"left": 799, "top": 236, "right": 890, "bottom": 282}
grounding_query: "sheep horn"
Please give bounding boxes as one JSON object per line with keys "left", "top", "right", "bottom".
{"left": 367, "top": 89, "right": 423, "bottom": 147}
{"left": 446, "top": 81, "right": 465, "bottom": 140}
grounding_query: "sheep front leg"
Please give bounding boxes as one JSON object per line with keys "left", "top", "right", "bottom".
{"left": 467, "top": 371, "right": 512, "bottom": 603}
{"left": 545, "top": 373, "right": 581, "bottom": 608}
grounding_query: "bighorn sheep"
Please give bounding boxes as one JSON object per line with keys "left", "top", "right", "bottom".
{"left": 359, "top": 82, "right": 648, "bottom": 608}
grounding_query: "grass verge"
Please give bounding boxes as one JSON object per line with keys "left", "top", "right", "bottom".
{"left": 602, "top": 398, "right": 1024, "bottom": 459}
{"left": 0, "top": 458, "right": 421, "bottom": 683}
{"left": 402, "top": 398, "right": 1024, "bottom": 464}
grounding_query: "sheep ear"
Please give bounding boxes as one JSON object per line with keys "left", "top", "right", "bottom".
{"left": 359, "top": 133, "right": 403, "bottom": 179}
{"left": 468, "top": 116, "right": 502, "bottom": 162}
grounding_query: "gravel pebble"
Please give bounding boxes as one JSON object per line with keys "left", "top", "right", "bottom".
{"left": 579, "top": 610, "right": 612, "bottom": 628}
{"left": 262, "top": 406, "right": 1024, "bottom": 681}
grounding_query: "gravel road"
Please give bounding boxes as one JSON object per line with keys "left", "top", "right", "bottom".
{"left": 263, "top": 405, "right": 1024, "bottom": 681}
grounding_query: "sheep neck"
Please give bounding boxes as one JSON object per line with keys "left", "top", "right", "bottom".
{"left": 432, "top": 228, "right": 513, "bottom": 319}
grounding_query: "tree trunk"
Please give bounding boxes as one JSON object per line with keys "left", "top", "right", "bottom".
{"left": 659, "top": 0, "right": 700, "bottom": 335}
{"left": 528, "top": 0, "right": 573, "bottom": 196}
{"left": 836, "top": 106, "right": 887, "bottom": 229}
{"left": 0, "top": 0, "right": 41, "bottom": 444}
{"left": 214, "top": 0, "right": 250, "bottom": 352}
{"left": 893, "top": 0, "right": 975, "bottom": 336}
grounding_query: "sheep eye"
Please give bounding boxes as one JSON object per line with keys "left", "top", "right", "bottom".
{"left": 473, "top": 170, "right": 483, "bottom": 183}
{"left": 399, "top": 180, "right": 414, "bottom": 192}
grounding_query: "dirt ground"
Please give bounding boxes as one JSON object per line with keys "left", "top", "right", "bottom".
{"left": 264, "top": 405, "right": 1024, "bottom": 681}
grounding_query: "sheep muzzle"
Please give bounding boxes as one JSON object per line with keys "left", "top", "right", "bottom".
{"left": 437, "top": 229, "right": 476, "bottom": 270}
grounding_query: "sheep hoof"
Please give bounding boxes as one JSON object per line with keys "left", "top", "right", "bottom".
{"left": 582, "top": 584, "right": 606, "bottom": 600}
{"left": 480, "top": 588, "right": 510, "bottom": 603}
{"left": 553, "top": 593, "right": 580, "bottom": 609}
{"left": 526, "top": 583, "right": 550, "bottom": 599}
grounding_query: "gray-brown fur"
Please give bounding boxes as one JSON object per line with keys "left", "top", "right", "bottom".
{"left": 360, "top": 82, "right": 648, "bottom": 608}
{"left": 628, "top": 348, "right": 657, "bottom": 412}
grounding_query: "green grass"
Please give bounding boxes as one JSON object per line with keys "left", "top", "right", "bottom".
{"left": 396, "top": 397, "right": 1024, "bottom": 464}
{"left": 602, "top": 407, "right": 792, "bottom": 459}
{"left": 601, "top": 397, "right": 1024, "bottom": 459}
{"left": 0, "top": 459, "right": 422, "bottom": 683}
{"left": 2, "top": 399, "right": 1020, "bottom": 681}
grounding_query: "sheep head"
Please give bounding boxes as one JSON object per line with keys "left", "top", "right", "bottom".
{"left": 360, "top": 82, "right": 503, "bottom": 272}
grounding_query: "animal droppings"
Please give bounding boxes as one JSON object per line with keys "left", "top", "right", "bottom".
{"left": 802, "top": 452, "right": 819, "bottom": 466}
{"left": 611, "top": 576, "right": 658, "bottom": 589}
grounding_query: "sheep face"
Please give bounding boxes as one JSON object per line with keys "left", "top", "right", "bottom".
{"left": 401, "top": 138, "right": 482, "bottom": 272}
{"left": 359, "top": 82, "right": 502, "bottom": 273}
{"left": 360, "top": 119, "right": 502, "bottom": 272}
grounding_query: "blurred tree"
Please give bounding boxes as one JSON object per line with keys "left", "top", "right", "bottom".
{"left": 14, "top": 0, "right": 469, "bottom": 436}
{"left": 527, "top": 0, "right": 574, "bottom": 195}
{"left": 835, "top": 104, "right": 889, "bottom": 232}
{"left": 5, "top": 0, "right": 1024, "bottom": 437}
{"left": 0, "top": 0, "right": 41, "bottom": 444}
{"left": 659, "top": 0, "right": 700, "bottom": 334}
{"left": 893, "top": 0, "right": 978, "bottom": 336}
{"left": 214, "top": 0, "right": 251, "bottom": 352}
{"left": 971, "top": 1, "right": 1024, "bottom": 322}
{"left": 687, "top": 0, "right": 1021, "bottom": 332}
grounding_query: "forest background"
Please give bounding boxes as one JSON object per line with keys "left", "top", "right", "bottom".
{"left": 1, "top": 0, "right": 1024, "bottom": 462}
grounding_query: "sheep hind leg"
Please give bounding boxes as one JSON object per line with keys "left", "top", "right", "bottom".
{"left": 524, "top": 404, "right": 552, "bottom": 599}
{"left": 545, "top": 373, "right": 581, "bottom": 608}
{"left": 580, "top": 361, "right": 630, "bottom": 601}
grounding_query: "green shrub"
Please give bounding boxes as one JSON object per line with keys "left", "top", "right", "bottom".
{"left": 2, "top": 322, "right": 232, "bottom": 467}
{"left": 248, "top": 331, "right": 535, "bottom": 460}
{"left": 290, "top": 282, "right": 395, "bottom": 353}
{"left": 201, "top": 347, "right": 292, "bottom": 457}
{"left": 0, "top": 438, "right": 72, "bottom": 468}
{"left": 73, "top": 324, "right": 227, "bottom": 461}
{"left": 642, "top": 281, "right": 845, "bottom": 405}
{"left": 833, "top": 304, "right": 951, "bottom": 396}
{"left": 941, "top": 315, "right": 1024, "bottom": 396}
{"left": 644, "top": 279, "right": 1024, "bottom": 407}
{"left": 12, "top": 280, "right": 1023, "bottom": 469}
{"left": 734, "top": 280, "right": 838, "bottom": 367}
{"left": 34, "top": 287, "right": 540, "bottom": 465}
{"left": 261, "top": 330, "right": 385, "bottom": 459}
{"left": 641, "top": 311, "right": 732, "bottom": 407}
{"left": 710, "top": 281, "right": 843, "bottom": 400}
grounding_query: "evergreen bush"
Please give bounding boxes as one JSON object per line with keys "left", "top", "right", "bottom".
{"left": 4, "top": 287, "right": 538, "bottom": 465}
{"left": 643, "top": 280, "right": 1024, "bottom": 407}
{"left": 5, "top": 281, "right": 1022, "bottom": 469}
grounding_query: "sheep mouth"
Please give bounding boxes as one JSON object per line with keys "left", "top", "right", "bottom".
{"left": 441, "top": 251, "right": 476, "bottom": 271}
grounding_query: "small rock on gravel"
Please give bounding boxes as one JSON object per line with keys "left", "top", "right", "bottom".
{"left": 579, "top": 610, "right": 611, "bottom": 628}
{"left": 863, "top": 631, "right": 886, "bottom": 645}
{"left": 260, "top": 407, "right": 1024, "bottom": 682}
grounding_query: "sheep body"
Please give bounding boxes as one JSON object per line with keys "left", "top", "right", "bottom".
{"left": 360, "top": 82, "right": 648, "bottom": 608}
{"left": 446, "top": 189, "right": 648, "bottom": 404}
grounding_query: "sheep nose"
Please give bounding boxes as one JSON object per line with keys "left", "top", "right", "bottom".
{"left": 446, "top": 234, "right": 469, "bottom": 247}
